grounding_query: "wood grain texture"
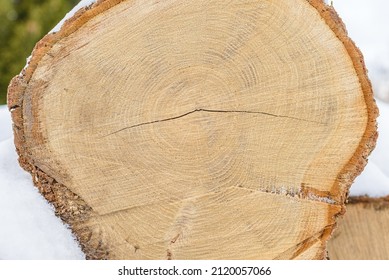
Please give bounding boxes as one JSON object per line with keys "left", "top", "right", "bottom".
{"left": 7, "top": 0, "right": 377, "bottom": 259}
{"left": 328, "top": 196, "right": 389, "bottom": 260}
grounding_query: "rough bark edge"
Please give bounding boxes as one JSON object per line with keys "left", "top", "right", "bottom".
{"left": 7, "top": 0, "right": 126, "bottom": 260}
{"left": 306, "top": 0, "right": 379, "bottom": 258}
{"left": 307, "top": 0, "right": 379, "bottom": 203}
{"left": 6, "top": 0, "right": 378, "bottom": 259}
{"left": 347, "top": 196, "right": 389, "bottom": 211}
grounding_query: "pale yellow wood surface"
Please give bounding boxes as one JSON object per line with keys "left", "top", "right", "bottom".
{"left": 8, "top": 0, "right": 377, "bottom": 259}
{"left": 328, "top": 198, "right": 389, "bottom": 260}
{"left": 77, "top": 189, "right": 340, "bottom": 259}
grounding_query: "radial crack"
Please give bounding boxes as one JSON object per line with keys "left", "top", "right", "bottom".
{"left": 103, "top": 108, "right": 325, "bottom": 137}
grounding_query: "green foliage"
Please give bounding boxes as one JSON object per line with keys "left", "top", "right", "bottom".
{"left": 0, "top": 0, "right": 79, "bottom": 104}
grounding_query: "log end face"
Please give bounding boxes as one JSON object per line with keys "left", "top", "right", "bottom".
{"left": 6, "top": 0, "right": 379, "bottom": 260}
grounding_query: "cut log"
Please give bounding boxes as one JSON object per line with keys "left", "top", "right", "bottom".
{"left": 328, "top": 196, "right": 389, "bottom": 260}
{"left": 7, "top": 0, "right": 377, "bottom": 259}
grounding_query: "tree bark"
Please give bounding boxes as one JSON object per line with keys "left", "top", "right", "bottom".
{"left": 7, "top": 0, "right": 378, "bottom": 259}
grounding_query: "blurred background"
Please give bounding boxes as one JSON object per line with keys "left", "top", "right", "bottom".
{"left": 0, "top": 0, "right": 78, "bottom": 104}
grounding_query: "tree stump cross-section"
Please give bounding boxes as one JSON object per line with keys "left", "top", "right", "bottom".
{"left": 8, "top": 0, "right": 378, "bottom": 259}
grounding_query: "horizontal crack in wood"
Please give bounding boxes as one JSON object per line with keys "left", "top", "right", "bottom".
{"left": 103, "top": 108, "right": 325, "bottom": 137}
{"left": 95, "top": 185, "right": 338, "bottom": 219}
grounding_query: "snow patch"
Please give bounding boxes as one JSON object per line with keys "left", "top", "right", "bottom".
{"left": 50, "top": 0, "right": 97, "bottom": 34}
{"left": 306, "top": 194, "right": 336, "bottom": 205}
{"left": 265, "top": 185, "right": 300, "bottom": 198}
{"left": 0, "top": 106, "right": 85, "bottom": 259}
{"left": 0, "top": 106, "right": 12, "bottom": 142}
{"left": 20, "top": 55, "right": 32, "bottom": 75}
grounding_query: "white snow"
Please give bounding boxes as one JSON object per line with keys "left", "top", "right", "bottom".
{"left": 50, "top": 0, "right": 96, "bottom": 34}
{"left": 20, "top": 55, "right": 32, "bottom": 76}
{"left": 0, "top": 106, "right": 85, "bottom": 259}
{"left": 1, "top": 0, "right": 389, "bottom": 260}
{"left": 0, "top": 105, "right": 12, "bottom": 142}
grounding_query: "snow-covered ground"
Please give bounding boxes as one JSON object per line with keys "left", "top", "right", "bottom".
{"left": 0, "top": 0, "right": 388, "bottom": 259}
{"left": 0, "top": 106, "right": 85, "bottom": 259}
